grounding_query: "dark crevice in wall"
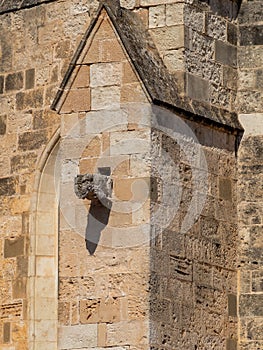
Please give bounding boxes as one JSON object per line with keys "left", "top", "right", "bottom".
{"left": 201, "top": 0, "right": 243, "bottom": 20}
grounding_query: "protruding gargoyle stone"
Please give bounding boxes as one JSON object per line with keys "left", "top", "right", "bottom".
{"left": 74, "top": 173, "right": 112, "bottom": 207}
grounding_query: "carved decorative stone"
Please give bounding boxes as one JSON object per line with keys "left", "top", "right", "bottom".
{"left": 74, "top": 174, "right": 112, "bottom": 205}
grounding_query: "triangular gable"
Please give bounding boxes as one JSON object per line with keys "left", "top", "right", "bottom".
{"left": 51, "top": 0, "right": 242, "bottom": 131}
{"left": 51, "top": 1, "right": 181, "bottom": 114}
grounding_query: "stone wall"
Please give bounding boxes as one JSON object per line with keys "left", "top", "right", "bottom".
{"left": 150, "top": 113, "right": 238, "bottom": 349}
{"left": 57, "top": 10, "right": 151, "bottom": 349}
{"left": 237, "top": 1, "right": 263, "bottom": 349}
{"left": 0, "top": 1, "right": 92, "bottom": 348}
{"left": 0, "top": 0, "right": 262, "bottom": 349}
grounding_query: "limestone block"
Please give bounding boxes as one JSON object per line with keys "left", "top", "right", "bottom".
{"left": 0, "top": 115, "right": 7, "bottom": 135}
{"left": 34, "top": 298, "right": 57, "bottom": 320}
{"left": 31, "top": 342, "right": 57, "bottom": 350}
{"left": 252, "top": 270, "right": 263, "bottom": 292}
{"left": 184, "top": 5, "right": 204, "bottom": 31}
{"left": 186, "top": 31, "right": 215, "bottom": 60}
{"left": 72, "top": 65, "right": 90, "bottom": 88}
{"left": 246, "top": 318, "right": 263, "bottom": 340}
{"left": 186, "top": 73, "right": 209, "bottom": 102}
{"left": 107, "top": 320, "right": 148, "bottom": 346}
{"left": 16, "top": 88, "right": 44, "bottom": 110}
{"left": 85, "top": 109, "right": 128, "bottom": 134}
{"left": 25, "top": 68, "right": 35, "bottom": 89}
{"left": 4, "top": 236, "right": 24, "bottom": 258}
{"left": 91, "top": 86, "right": 120, "bottom": 110}
{"left": 35, "top": 277, "right": 56, "bottom": 298}
{"left": 219, "top": 178, "right": 232, "bottom": 201}
{"left": 60, "top": 89, "right": 91, "bottom": 113}
{"left": 36, "top": 235, "right": 55, "bottom": 256}
{"left": 164, "top": 48, "right": 185, "bottom": 71}
{"left": 120, "top": 0, "right": 138, "bottom": 10}
{"left": 239, "top": 294, "right": 263, "bottom": 317}
{"left": 122, "top": 62, "right": 138, "bottom": 84}
{"left": 150, "top": 25, "right": 184, "bottom": 51}
{"left": 206, "top": 13, "right": 227, "bottom": 41}
{"left": 18, "top": 130, "right": 47, "bottom": 151}
{"left": 5, "top": 72, "right": 24, "bottom": 92}
{"left": 166, "top": 3, "right": 184, "bottom": 26}
{"left": 35, "top": 257, "right": 56, "bottom": 277}
{"left": 149, "top": 5, "right": 165, "bottom": 29}
{"left": 101, "top": 39, "right": 126, "bottom": 63}
{"left": 12, "top": 277, "right": 27, "bottom": 299}
{"left": 141, "top": 0, "right": 180, "bottom": 5}
{"left": 35, "top": 320, "right": 57, "bottom": 342}
{"left": 58, "top": 324, "right": 97, "bottom": 349}
{"left": 121, "top": 83, "right": 148, "bottom": 103}
{"left": 110, "top": 130, "right": 150, "bottom": 156}
{"left": 90, "top": 63, "right": 122, "bottom": 87}
{"left": 215, "top": 41, "right": 237, "bottom": 67}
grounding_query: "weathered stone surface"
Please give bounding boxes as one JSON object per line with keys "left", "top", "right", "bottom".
{"left": 25, "top": 68, "right": 35, "bottom": 89}
{"left": 240, "top": 25, "right": 263, "bottom": 46}
{"left": 0, "top": 76, "right": 4, "bottom": 94}
{"left": 0, "top": 176, "right": 17, "bottom": 196}
{"left": 187, "top": 73, "right": 209, "bottom": 102}
{"left": 18, "top": 130, "right": 47, "bottom": 151}
{"left": 0, "top": 115, "right": 7, "bottom": 135}
{"left": 5, "top": 72, "right": 24, "bottom": 92}
{"left": 58, "top": 324, "right": 97, "bottom": 349}
{"left": 3, "top": 322, "right": 10, "bottom": 343}
{"left": 239, "top": 295, "right": 263, "bottom": 317}
{"left": 4, "top": 237, "right": 24, "bottom": 258}
{"left": 16, "top": 89, "right": 44, "bottom": 110}
{"left": 215, "top": 41, "right": 237, "bottom": 67}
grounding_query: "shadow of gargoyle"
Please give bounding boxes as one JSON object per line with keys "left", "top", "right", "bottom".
{"left": 75, "top": 173, "right": 112, "bottom": 255}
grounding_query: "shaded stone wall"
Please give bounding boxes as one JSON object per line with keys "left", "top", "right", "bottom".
{"left": 150, "top": 116, "right": 238, "bottom": 350}
{"left": 237, "top": 2, "right": 263, "bottom": 349}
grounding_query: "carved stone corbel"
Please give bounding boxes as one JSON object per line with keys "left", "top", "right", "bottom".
{"left": 74, "top": 173, "right": 112, "bottom": 206}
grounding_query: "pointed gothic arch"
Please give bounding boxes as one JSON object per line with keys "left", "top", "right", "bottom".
{"left": 28, "top": 129, "right": 60, "bottom": 350}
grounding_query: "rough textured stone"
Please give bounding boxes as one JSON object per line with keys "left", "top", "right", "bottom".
{"left": 0, "top": 115, "right": 7, "bottom": 135}
{"left": 0, "top": 176, "right": 17, "bottom": 196}
{"left": 18, "top": 130, "right": 47, "bottom": 151}
{"left": 5, "top": 72, "right": 24, "bottom": 92}
{"left": 25, "top": 68, "right": 35, "bottom": 89}
{"left": 0, "top": 1, "right": 261, "bottom": 350}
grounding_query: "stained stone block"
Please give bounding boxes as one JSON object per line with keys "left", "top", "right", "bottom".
{"left": 4, "top": 236, "right": 24, "bottom": 258}
{"left": 226, "top": 338, "right": 237, "bottom": 350}
{"left": 187, "top": 73, "right": 209, "bottom": 102}
{"left": 228, "top": 294, "right": 237, "bottom": 317}
{"left": 239, "top": 294, "right": 263, "bottom": 317}
{"left": 247, "top": 319, "right": 263, "bottom": 340}
{"left": 227, "top": 22, "right": 237, "bottom": 46}
{"left": 0, "top": 176, "right": 16, "bottom": 196}
{"left": 12, "top": 278, "right": 27, "bottom": 299}
{"left": 240, "top": 25, "right": 263, "bottom": 46}
{"left": 0, "top": 76, "right": 3, "bottom": 94}
{"left": 6, "top": 72, "right": 23, "bottom": 91}
{"left": 18, "top": 130, "right": 47, "bottom": 151}
{"left": 16, "top": 89, "right": 44, "bottom": 110}
{"left": 3, "top": 322, "right": 10, "bottom": 343}
{"left": 215, "top": 41, "right": 237, "bottom": 67}
{"left": 25, "top": 68, "right": 35, "bottom": 89}
{"left": 0, "top": 115, "right": 7, "bottom": 135}
{"left": 219, "top": 178, "right": 232, "bottom": 201}
{"left": 252, "top": 270, "right": 263, "bottom": 292}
